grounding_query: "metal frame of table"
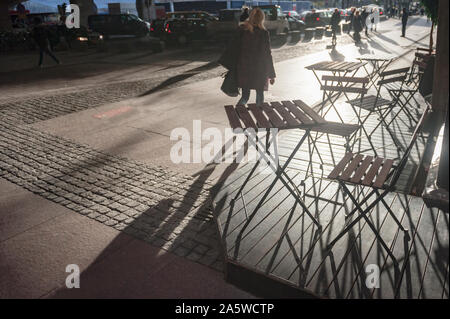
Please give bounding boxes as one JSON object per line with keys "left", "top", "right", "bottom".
{"left": 358, "top": 56, "right": 395, "bottom": 89}
{"left": 306, "top": 61, "right": 368, "bottom": 123}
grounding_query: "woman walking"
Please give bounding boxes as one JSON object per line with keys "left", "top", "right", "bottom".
{"left": 352, "top": 10, "right": 363, "bottom": 44}
{"left": 235, "top": 8, "right": 276, "bottom": 105}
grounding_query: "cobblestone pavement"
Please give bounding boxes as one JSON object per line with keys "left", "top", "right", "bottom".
{"left": 0, "top": 116, "right": 224, "bottom": 271}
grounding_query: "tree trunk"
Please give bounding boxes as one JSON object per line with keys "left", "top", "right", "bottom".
{"left": 435, "top": 0, "right": 449, "bottom": 190}
{"left": 429, "top": 21, "right": 434, "bottom": 52}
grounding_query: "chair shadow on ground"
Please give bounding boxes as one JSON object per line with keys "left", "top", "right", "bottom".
{"left": 46, "top": 134, "right": 250, "bottom": 298}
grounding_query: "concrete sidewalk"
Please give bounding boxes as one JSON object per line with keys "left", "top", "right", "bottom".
{"left": 31, "top": 16, "right": 432, "bottom": 178}
{"left": 0, "top": 16, "right": 432, "bottom": 299}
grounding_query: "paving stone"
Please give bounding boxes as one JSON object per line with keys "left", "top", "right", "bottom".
{"left": 186, "top": 251, "right": 203, "bottom": 262}
{"left": 1, "top": 93, "right": 221, "bottom": 272}
{"left": 174, "top": 246, "right": 191, "bottom": 257}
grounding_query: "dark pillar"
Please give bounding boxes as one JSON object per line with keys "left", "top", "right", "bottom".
{"left": 438, "top": 111, "right": 449, "bottom": 190}
{"left": 0, "top": 0, "right": 12, "bottom": 30}
{"left": 434, "top": 0, "right": 449, "bottom": 190}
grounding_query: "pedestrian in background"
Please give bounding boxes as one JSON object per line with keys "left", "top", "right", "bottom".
{"left": 370, "top": 7, "right": 377, "bottom": 32}
{"left": 352, "top": 10, "right": 363, "bottom": 44}
{"left": 236, "top": 8, "right": 276, "bottom": 105}
{"left": 31, "top": 17, "right": 60, "bottom": 67}
{"left": 347, "top": 7, "right": 355, "bottom": 34}
{"left": 401, "top": 8, "right": 408, "bottom": 37}
{"left": 361, "top": 8, "right": 369, "bottom": 36}
{"left": 330, "top": 8, "right": 341, "bottom": 46}
{"left": 240, "top": 7, "right": 249, "bottom": 22}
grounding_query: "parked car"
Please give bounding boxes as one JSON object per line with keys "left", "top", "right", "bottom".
{"left": 163, "top": 18, "right": 208, "bottom": 45}
{"left": 166, "top": 11, "right": 218, "bottom": 21}
{"left": 206, "top": 9, "right": 240, "bottom": 40}
{"left": 299, "top": 9, "right": 332, "bottom": 28}
{"left": 88, "top": 13, "right": 150, "bottom": 39}
{"left": 254, "top": 5, "right": 290, "bottom": 36}
{"left": 149, "top": 18, "right": 166, "bottom": 39}
{"left": 284, "top": 10, "right": 300, "bottom": 19}
{"left": 69, "top": 26, "right": 104, "bottom": 47}
{"left": 285, "top": 15, "right": 305, "bottom": 33}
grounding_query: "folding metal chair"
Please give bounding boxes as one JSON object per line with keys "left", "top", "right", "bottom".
{"left": 345, "top": 78, "right": 405, "bottom": 155}
{"left": 407, "top": 47, "right": 435, "bottom": 87}
{"left": 378, "top": 66, "right": 423, "bottom": 128}
{"left": 325, "top": 103, "right": 431, "bottom": 266}
{"left": 319, "top": 75, "right": 369, "bottom": 124}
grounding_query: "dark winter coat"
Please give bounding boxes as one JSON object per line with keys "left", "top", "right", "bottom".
{"left": 361, "top": 10, "right": 369, "bottom": 27}
{"left": 402, "top": 11, "right": 408, "bottom": 25}
{"left": 236, "top": 26, "right": 276, "bottom": 90}
{"left": 32, "top": 25, "right": 49, "bottom": 48}
{"left": 352, "top": 15, "right": 363, "bottom": 33}
{"left": 331, "top": 11, "right": 341, "bottom": 30}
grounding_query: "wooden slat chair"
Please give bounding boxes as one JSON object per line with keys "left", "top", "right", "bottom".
{"left": 378, "top": 66, "right": 423, "bottom": 127}
{"left": 407, "top": 47, "right": 436, "bottom": 86}
{"left": 325, "top": 103, "right": 431, "bottom": 266}
{"left": 224, "top": 100, "right": 360, "bottom": 228}
{"left": 319, "top": 75, "right": 369, "bottom": 125}
{"left": 345, "top": 70, "right": 407, "bottom": 155}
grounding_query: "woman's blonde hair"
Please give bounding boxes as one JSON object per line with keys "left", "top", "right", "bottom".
{"left": 242, "top": 8, "right": 266, "bottom": 32}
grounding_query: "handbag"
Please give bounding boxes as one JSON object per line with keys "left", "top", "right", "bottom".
{"left": 221, "top": 70, "right": 240, "bottom": 97}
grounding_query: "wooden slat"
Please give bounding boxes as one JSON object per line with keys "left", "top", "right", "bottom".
{"left": 247, "top": 104, "right": 271, "bottom": 128}
{"left": 271, "top": 102, "right": 299, "bottom": 127}
{"left": 359, "top": 57, "right": 392, "bottom": 62}
{"left": 235, "top": 105, "right": 257, "bottom": 129}
{"left": 373, "top": 159, "right": 394, "bottom": 188}
{"left": 378, "top": 75, "right": 407, "bottom": 85}
{"left": 224, "top": 105, "right": 242, "bottom": 129}
{"left": 281, "top": 101, "right": 314, "bottom": 125}
{"left": 346, "top": 96, "right": 392, "bottom": 109}
{"left": 320, "top": 85, "right": 368, "bottom": 94}
{"left": 309, "top": 122, "right": 359, "bottom": 137}
{"left": 322, "top": 75, "right": 369, "bottom": 84}
{"left": 260, "top": 103, "right": 285, "bottom": 128}
{"left": 292, "top": 100, "right": 326, "bottom": 124}
{"left": 328, "top": 153, "right": 354, "bottom": 180}
{"left": 350, "top": 155, "right": 374, "bottom": 184}
{"left": 347, "top": 61, "right": 367, "bottom": 71}
{"left": 305, "top": 61, "right": 330, "bottom": 70}
{"left": 380, "top": 67, "right": 410, "bottom": 77}
{"left": 361, "top": 157, "right": 384, "bottom": 186}
{"left": 335, "top": 61, "right": 358, "bottom": 72}
{"left": 322, "top": 61, "right": 342, "bottom": 71}
{"left": 339, "top": 154, "right": 364, "bottom": 181}
{"left": 328, "top": 61, "right": 349, "bottom": 70}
